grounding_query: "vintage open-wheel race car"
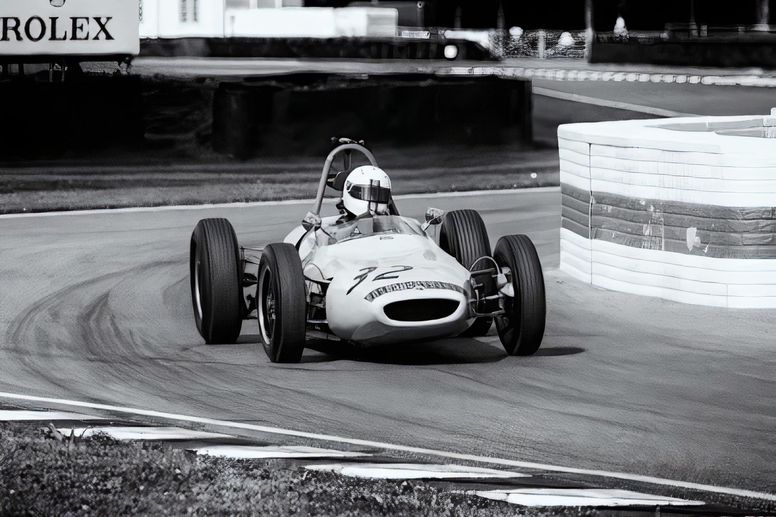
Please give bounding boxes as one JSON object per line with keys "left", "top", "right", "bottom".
{"left": 190, "top": 138, "right": 546, "bottom": 363}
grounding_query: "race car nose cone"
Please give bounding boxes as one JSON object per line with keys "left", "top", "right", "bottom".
{"left": 325, "top": 263, "right": 471, "bottom": 345}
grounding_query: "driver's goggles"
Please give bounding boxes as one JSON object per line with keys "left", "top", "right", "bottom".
{"left": 347, "top": 184, "right": 391, "bottom": 204}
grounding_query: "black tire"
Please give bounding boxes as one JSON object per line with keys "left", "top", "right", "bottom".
{"left": 190, "top": 218, "right": 243, "bottom": 344}
{"left": 493, "top": 235, "right": 546, "bottom": 356}
{"left": 257, "top": 243, "right": 306, "bottom": 363}
{"left": 439, "top": 209, "right": 493, "bottom": 336}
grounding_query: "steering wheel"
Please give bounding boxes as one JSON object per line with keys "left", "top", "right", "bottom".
{"left": 330, "top": 136, "right": 366, "bottom": 146}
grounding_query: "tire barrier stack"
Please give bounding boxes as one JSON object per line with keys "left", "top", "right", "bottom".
{"left": 559, "top": 112, "right": 776, "bottom": 308}
{"left": 212, "top": 73, "right": 532, "bottom": 158}
{"left": 0, "top": 76, "right": 143, "bottom": 159}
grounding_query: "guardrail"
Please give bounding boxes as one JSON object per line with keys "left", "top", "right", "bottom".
{"left": 558, "top": 112, "right": 776, "bottom": 308}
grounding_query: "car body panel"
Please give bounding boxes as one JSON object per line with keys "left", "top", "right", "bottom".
{"left": 285, "top": 215, "right": 476, "bottom": 346}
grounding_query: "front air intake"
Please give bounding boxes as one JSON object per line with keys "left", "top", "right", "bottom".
{"left": 383, "top": 299, "right": 460, "bottom": 322}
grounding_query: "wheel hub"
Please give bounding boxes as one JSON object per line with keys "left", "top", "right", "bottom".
{"left": 266, "top": 292, "right": 276, "bottom": 321}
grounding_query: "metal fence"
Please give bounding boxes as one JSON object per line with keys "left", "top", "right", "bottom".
{"left": 444, "top": 29, "right": 590, "bottom": 59}
{"left": 496, "top": 29, "right": 587, "bottom": 59}
{"left": 400, "top": 25, "right": 776, "bottom": 61}
{"left": 396, "top": 27, "right": 589, "bottom": 60}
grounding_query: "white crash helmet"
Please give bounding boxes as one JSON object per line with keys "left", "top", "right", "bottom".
{"left": 342, "top": 166, "right": 392, "bottom": 216}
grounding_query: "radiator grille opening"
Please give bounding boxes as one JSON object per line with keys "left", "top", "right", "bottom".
{"left": 383, "top": 299, "right": 460, "bottom": 322}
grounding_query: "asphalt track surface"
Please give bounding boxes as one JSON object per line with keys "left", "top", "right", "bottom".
{"left": 1, "top": 191, "right": 774, "bottom": 495}
{"left": 532, "top": 78, "right": 776, "bottom": 116}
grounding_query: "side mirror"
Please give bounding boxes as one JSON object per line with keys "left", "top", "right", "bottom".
{"left": 302, "top": 211, "right": 322, "bottom": 231}
{"left": 422, "top": 207, "right": 445, "bottom": 231}
{"left": 425, "top": 207, "right": 445, "bottom": 224}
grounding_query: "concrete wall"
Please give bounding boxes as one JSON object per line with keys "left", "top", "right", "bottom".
{"left": 224, "top": 7, "right": 397, "bottom": 38}
{"left": 558, "top": 114, "right": 776, "bottom": 308}
{"left": 141, "top": 0, "right": 226, "bottom": 38}
{"left": 141, "top": 3, "right": 398, "bottom": 39}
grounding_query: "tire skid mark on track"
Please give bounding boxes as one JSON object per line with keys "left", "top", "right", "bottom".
{"left": 5, "top": 260, "right": 184, "bottom": 401}
{"left": 0, "top": 348, "right": 265, "bottom": 370}
{"left": 162, "top": 274, "right": 192, "bottom": 318}
{"left": 6, "top": 272, "right": 126, "bottom": 397}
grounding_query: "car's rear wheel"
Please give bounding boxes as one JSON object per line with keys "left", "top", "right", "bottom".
{"left": 190, "top": 218, "right": 243, "bottom": 344}
{"left": 493, "top": 234, "right": 546, "bottom": 356}
{"left": 257, "top": 243, "right": 306, "bottom": 363}
{"left": 439, "top": 209, "right": 493, "bottom": 336}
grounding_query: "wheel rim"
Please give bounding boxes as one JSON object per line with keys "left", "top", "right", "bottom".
{"left": 257, "top": 267, "right": 276, "bottom": 344}
{"left": 193, "top": 255, "right": 204, "bottom": 321}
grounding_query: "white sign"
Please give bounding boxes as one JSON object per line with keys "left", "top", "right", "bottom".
{"left": 0, "top": 0, "right": 139, "bottom": 56}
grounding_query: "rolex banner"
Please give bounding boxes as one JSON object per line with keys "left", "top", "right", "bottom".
{"left": 0, "top": 0, "right": 139, "bottom": 56}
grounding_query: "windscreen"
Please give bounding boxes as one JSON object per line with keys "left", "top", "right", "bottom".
{"left": 319, "top": 216, "right": 424, "bottom": 245}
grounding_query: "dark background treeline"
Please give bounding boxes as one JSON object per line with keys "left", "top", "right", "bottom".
{"left": 304, "top": 0, "right": 772, "bottom": 31}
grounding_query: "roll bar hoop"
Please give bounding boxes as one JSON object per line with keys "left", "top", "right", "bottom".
{"left": 312, "top": 143, "right": 378, "bottom": 216}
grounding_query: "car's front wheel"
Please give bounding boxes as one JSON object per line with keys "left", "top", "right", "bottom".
{"left": 257, "top": 243, "right": 306, "bottom": 363}
{"left": 493, "top": 234, "right": 546, "bottom": 356}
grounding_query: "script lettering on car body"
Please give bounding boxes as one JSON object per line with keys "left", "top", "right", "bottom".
{"left": 364, "top": 281, "right": 465, "bottom": 302}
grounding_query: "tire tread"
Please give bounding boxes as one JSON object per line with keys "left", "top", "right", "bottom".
{"left": 440, "top": 210, "right": 493, "bottom": 336}
{"left": 494, "top": 234, "right": 545, "bottom": 355}
{"left": 190, "top": 218, "right": 242, "bottom": 344}
{"left": 259, "top": 243, "right": 306, "bottom": 363}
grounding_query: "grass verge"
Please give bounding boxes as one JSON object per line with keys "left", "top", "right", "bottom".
{"left": 0, "top": 423, "right": 588, "bottom": 516}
